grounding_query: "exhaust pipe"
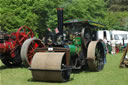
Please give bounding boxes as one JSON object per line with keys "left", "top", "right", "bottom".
{"left": 56, "top": 8, "right": 63, "bottom": 36}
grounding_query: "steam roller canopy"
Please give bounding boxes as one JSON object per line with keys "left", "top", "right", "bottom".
{"left": 30, "top": 52, "right": 71, "bottom": 82}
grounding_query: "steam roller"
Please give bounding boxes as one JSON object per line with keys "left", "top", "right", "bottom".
{"left": 27, "top": 8, "right": 106, "bottom": 82}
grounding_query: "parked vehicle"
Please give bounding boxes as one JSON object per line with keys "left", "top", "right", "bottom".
{"left": 97, "top": 30, "right": 128, "bottom": 45}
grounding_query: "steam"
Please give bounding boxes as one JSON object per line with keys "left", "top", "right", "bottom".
{"left": 58, "top": 0, "right": 72, "bottom": 8}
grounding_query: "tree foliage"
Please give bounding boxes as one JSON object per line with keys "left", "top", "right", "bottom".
{"left": 104, "top": 0, "right": 128, "bottom": 30}
{"left": 102, "top": 11, "right": 128, "bottom": 30}
{"left": 0, "top": 0, "right": 128, "bottom": 38}
{"left": 106, "top": 0, "right": 128, "bottom": 11}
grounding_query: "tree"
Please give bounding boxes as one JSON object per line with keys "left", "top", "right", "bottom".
{"left": 106, "top": 0, "right": 128, "bottom": 11}
{"left": 0, "top": 0, "right": 38, "bottom": 34}
{"left": 1, "top": 0, "right": 127, "bottom": 38}
{"left": 0, "top": 0, "right": 107, "bottom": 38}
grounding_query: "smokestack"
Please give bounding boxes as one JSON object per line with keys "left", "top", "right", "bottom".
{"left": 56, "top": 8, "right": 63, "bottom": 36}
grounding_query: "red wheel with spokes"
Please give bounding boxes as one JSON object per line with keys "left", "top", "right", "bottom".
{"left": 20, "top": 38, "right": 45, "bottom": 67}
{"left": 16, "top": 26, "right": 34, "bottom": 45}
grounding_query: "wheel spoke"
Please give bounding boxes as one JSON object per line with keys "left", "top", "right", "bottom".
{"left": 28, "top": 50, "right": 34, "bottom": 57}
{"left": 28, "top": 55, "right": 33, "bottom": 59}
{"left": 30, "top": 45, "right": 34, "bottom": 50}
{"left": 23, "top": 28, "right": 26, "bottom": 34}
{"left": 32, "top": 42, "right": 36, "bottom": 48}
{"left": 19, "top": 36, "right": 26, "bottom": 43}
{"left": 26, "top": 32, "right": 31, "bottom": 37}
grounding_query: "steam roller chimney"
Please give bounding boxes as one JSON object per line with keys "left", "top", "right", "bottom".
{"left": 56, "top": 8, "right": 64, "bottom": 36}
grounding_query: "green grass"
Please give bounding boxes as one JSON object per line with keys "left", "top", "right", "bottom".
{"left": 0, "top": 53, "right": 128, "bottom": 85}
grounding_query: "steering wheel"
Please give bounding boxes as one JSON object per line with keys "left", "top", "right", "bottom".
{"left": 16, "top": 26, "right": 34, "bottom": 45}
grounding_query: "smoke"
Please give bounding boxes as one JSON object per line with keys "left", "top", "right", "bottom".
{"left": 58, "top": 0, "right": 72, "bottom": 8}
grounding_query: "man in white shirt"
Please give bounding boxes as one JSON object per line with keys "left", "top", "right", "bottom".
{"left": 111, "top": 38, "right": 116, "bottom": 54}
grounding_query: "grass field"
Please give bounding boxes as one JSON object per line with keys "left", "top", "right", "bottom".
{"left": 0, "top": 53, "right": 128, "bottom": 85}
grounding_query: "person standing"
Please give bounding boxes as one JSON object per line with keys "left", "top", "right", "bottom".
{"left": 111, "top": 38, "right": 116, "bottom": 54}
{"left": 103, "top": 37, "right": 108, "bottom": 54}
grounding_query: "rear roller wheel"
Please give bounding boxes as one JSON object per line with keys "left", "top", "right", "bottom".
{"left": 1, "top": 57, "right": 22, "bottom": 67}
{"left": 1, "top": 56, "right": 13, "bottom": 67}
{"left": 21, "top": 38, "right": 45, "bottom": 67}
{"left": 87, "top": 41, "right": 105, "bottom": 71}
{"left": 1, "top": 57, "right": 21, "bottom": 67}
{"left": 1, "top": 47, "right": 22, "bottom": 67}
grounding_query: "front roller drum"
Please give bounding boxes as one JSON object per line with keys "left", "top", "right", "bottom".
{"left": 30, "top": 52, "right": 71, "bottom": 82}
{"left": 87, "top": 41, "right": 105, "bottom": 71}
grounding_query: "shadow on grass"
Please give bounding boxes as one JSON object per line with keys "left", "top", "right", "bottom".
{"left": 71, "top": 67, "right": 92, "bottom": 74}
{"left": 0, "top": 64, "right": 27, "bottom": 70}
{"left": 26, "top": 69, "right": 92, "bottom": 83}
{"left": 27, "top": 78, "right": 74, "bottom": 83}
{"left": 0, "top": 65, "right": 8, "bottom": 70}
{"left": 26, "top": 66, "right": 99, "bottom": 83}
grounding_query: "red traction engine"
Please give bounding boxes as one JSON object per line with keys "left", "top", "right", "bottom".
{"left": 0, "top": 26, "right": 45, "bottom": 67}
